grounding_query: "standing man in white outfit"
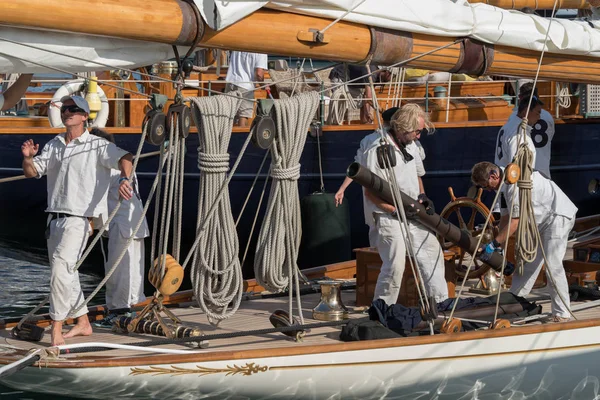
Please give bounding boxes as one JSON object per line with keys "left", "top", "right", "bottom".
{"left": 472, "top": 161, "right": 576, "bottom": 321}
{"left": 360, "top": 104, "right": 448, "bottom": 305}
{"left": 21, "top": 95, "right": 134, "bottom": 346}
{"left": 90, "top": 129, "right": 149, "bottom": 327}
{"left": 225, "top": 51, "right": 268, "bottom": 127}
{"left": 0, "top": 73, "right": 32, "bottom": 111}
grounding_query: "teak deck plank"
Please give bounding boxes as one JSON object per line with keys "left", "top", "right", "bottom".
{"left": 2, "top": 287, "right": 600, "bottom": 363}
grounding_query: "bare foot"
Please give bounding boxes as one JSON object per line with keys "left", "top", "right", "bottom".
{"left": 63, "top": 316, "right": 93, "bottom": 339}
{"left": 51, "top": 322, "right": 65, "bottom": 347}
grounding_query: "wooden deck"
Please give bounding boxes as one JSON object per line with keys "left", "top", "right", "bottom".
{"left": 2, "top": 282, "right": 600, "bottom": 363}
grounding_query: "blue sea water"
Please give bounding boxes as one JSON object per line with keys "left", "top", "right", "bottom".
{"left": 0, "top": 243, "right": 104, "bottom": 399}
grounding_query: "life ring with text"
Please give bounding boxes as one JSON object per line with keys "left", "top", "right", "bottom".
{"left": 48, "top": 79, "right": 109, "bottom": 128}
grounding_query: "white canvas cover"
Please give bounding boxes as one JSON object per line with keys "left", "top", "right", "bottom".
{"left": 197, "top": 0, "right": 600, "bottom": 58}
{"left": 0, "top": 26, "right": 177, "bottom": 73}
{"left": 2, "top": 0, "right": 600, "bottom": 74}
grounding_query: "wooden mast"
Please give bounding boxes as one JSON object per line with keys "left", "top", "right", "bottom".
{"left": 2, "top": 1, "right": 600, "bottom": 83}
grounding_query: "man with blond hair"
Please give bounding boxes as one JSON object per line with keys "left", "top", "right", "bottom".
{"left": 471, "top": 161, "right": 576, "bottom": 321}
{"left": 357, "top": 104, "right": 448, "bottom": 305}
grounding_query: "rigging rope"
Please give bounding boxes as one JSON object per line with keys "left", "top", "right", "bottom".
{"left": 254, "top": 91, "right": 320, "bottom": 323}
{"left": 513, "top": 138, "right": 538, "bottom": 273}
{"left": 188, "top": 94, "right": 244, "bottom": 323}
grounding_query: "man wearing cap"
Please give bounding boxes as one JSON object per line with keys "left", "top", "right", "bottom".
{"left": 21, "top": 95, "right": 134, "bottom": 346}
{"left": 494, "top": 93, "right": 542, "bottom": 176}
{"left": 514, "top": 83, "right": 554, "bottom": 178}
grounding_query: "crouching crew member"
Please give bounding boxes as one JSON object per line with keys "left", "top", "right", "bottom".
{"left": 471, "top": 161, "right": 576, "bottom": 322}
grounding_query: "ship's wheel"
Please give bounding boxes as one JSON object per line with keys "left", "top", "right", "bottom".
{"left": 438, "top": 187, "right": 498, "bottom": 279}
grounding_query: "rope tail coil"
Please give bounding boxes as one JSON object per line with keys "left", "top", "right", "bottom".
{"left": 514, "top": 132, "right": 538, "bottom": 275}
{"left": 254, "top": 91, "right": 320, "bottom": 322}
{"left": 189, "top": 94, "right": 244, "bottom": 323}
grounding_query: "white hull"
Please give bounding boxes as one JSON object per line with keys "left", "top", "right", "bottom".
{"left": 3, "top": 324, "right": 600, "bottom": 399}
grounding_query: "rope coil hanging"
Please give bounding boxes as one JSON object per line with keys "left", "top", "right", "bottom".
{"left": 188, "top": 94, "right": 243, "bottom": 322}
{"left": 254, "top": 91, "right": 320, "bottom": 295}
{"left": 513, "top": 122, "right": 539, "bottom": 274}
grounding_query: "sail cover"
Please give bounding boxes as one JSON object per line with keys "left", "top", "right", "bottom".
{"left": 2, "top": 0, "right": 600, "bottom": 73}
{"left": 198, "top": 0, "right": 600, "bottom": 58}
{"left": 0, "top": 26, "right": 177, "bottom": 74}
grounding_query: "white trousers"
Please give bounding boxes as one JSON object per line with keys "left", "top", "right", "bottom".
{"left": 372, "top": 215, "right": 448, "bottom": 305}
{"left": 105, "top": 229, "right": 146, "bottom": 311}
{"left": 408, "top": 221, "right": 449, "bottom": 303}
{"left": 510, "top": 214, "right": 574, "bottom": 318}
{"left": 47, "top": 216, "right": 90, "bottom": 321}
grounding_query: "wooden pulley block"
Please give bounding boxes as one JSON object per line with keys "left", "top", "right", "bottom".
{"left": 504, "top": 163, "right": 520, "bottom": 185}
{"left": 167, "top": 103, "right": 191, "bottom": 138}
{"left": 492, "top": 319, "right": 511, "bottom": 329}
{"left": 250, "top": 115, "right": 276, "bottom": 150}
{"left": 143, "top": 109, "right": 167, "bottom": 146}
{"left": 149, "top": 254, "right": 184, "bottom": 296}
{"left": 269, "top": 309, "right": 304, "bottom": 340}
{"left": 440, "top": 318, "right": 462, "bottom": 334}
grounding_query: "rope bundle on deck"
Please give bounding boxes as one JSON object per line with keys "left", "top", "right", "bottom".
{"left": 254, "top": 91, "right": 320, "bottom": 293}
{"left": 189, "top": 94, "right": 243, "bottom": 322}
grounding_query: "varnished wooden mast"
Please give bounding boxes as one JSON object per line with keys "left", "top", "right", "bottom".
{"left": 468, "top": 0, "right": 588, "bottom": 9}
{"left": 1, "top": 1, "right": 600, "bottom": 83}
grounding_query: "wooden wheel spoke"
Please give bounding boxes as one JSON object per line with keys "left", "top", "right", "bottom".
{"left": 438, "top": 192, "right": 495, "bottom": 279}
{"left": 467, "top": 209, "right": 477, "bottom": 231}
{"left": 454, "top": 208, "right": 467, "bottom": 229}
{"left": 457, "top": 251, "right": 466, "bottom": 267}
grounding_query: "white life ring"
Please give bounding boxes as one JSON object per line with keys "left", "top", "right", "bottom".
{"left": 48, "top": 79, "right": 109, "bottom": 128}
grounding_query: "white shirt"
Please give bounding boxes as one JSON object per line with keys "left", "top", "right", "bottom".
{"left": 0, "top": 94, "right": 4, "bottom": 110}
{"left": 355, "top": 130, "right": 425, "bottom": 177}
{"left": 509, "top": 108, "right": 554, "bottom": 178}
{"left": 33, "top": 130, "right": 128, "bottom": 218}
{"left": 414, "top": 139, "right": 426, "bottom": 161}
{"left": 107, "top": 170, "right": 149, "bottom": 239}
{"left": 356, "top": 130, "right": 421, "bottom": 227}
{"left": 225, "top": 51, "right": 268, "bottom": 91}
{"left": 500, "top": 170, "right": 577, "bottom": 225}
{"left": 494, "top": 113, "right": 537, "bottom": 173}
{"left": 407, "top": 141, "right": 425, "bottom": 177}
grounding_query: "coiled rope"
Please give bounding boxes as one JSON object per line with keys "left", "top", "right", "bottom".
{"left": 188, "top": 94, "right": 243, "bottom": 323}
{"left": 513, "top": 132, "right": 538, "bottom": 274}
{"left": 254, "top": 91, "right": 320, "bottom": 323}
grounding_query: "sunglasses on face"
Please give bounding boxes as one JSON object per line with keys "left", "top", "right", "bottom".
{"left": 60, "top": 104, "right": 86, "bottom": 114}
{"left": 410, "top": 128, "right": 427, "bottom": 135}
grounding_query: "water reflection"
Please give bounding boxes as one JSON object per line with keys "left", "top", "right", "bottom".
{"left": 0, "top": 243, "right": 104, "bottom": 319}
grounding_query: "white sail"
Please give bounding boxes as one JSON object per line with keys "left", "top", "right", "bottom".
{"left": 0, "top": 26, "right": 177, "bottom": 73}
{"left": 199, "top": 0, "right": 600, "bottom": 58}
{"left": 3, "top": 0, "right": 600, "bottom": 74}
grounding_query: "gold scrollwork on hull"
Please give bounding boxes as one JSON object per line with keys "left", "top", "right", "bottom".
{"left": 130, "top": 362, "right": 269, "bottom": 377}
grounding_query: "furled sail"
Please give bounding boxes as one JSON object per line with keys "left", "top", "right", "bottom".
{"left": 2, "top": 0, "right": 600, "bottom": 77}
{"left": 0, "top": 27, "right": 178, "bottom": 74}
{"left": 202, "top": 0, "right": 600, "bottom": 58}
